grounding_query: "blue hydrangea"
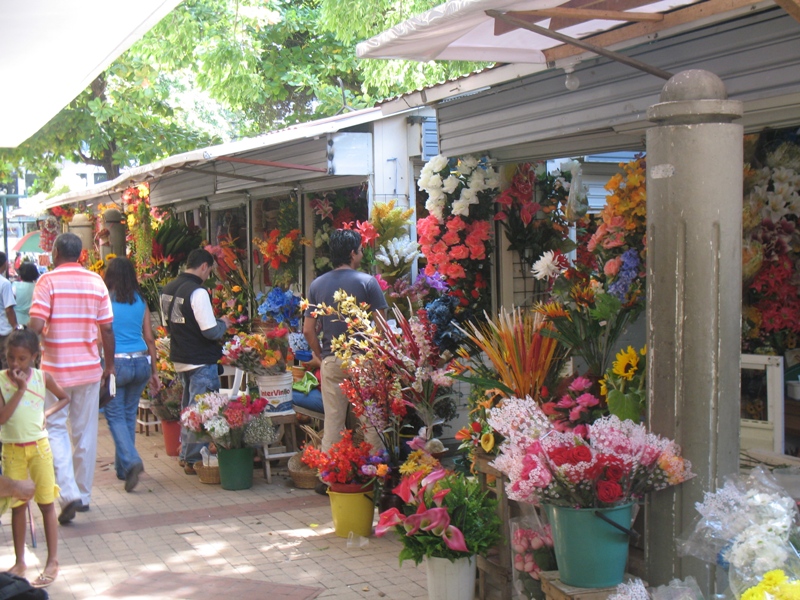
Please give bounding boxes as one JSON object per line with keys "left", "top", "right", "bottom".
{"left": 256, "top": 288, "right": 301, "bottom": 329}
{"left": 608, "top": 249, "right": 640, "bottom": 301}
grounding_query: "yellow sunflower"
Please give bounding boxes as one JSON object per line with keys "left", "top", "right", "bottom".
{"left": 612, "top": 346, "right": 639, "bottom": 380}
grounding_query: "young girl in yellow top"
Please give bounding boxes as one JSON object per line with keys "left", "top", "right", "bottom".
{"left": 0, "top": 329, "right": 69, "bottom": 589}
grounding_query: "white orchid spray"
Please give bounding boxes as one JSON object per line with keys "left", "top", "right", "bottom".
{"left": 375, "top": 235, "right": 420, "bottom": 279}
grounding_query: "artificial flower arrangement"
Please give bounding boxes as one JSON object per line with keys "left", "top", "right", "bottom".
{"left": 312, "top": 291, "right": 457, "bottom": 443}
{"left": 539, "top": 375, "right": 604, "bottom": 438}
{"left": 679, "top": 466, "right": 800, "bottom": 599}
{"left": 488, "top": 396, "right": 694, "bottom": 507}
{"left": 532, "top": 156, "right": 647, "bottom": 378}
{"left": 301, "top": 429, "right": 391, "bottom": 490}
{"left": 180, "top": 391, "right": 278, "bottom": 449}
{"left": 741, "top": 135, "right": 800, "bottom": 355}
{"left": 451, "top": 307, "right": 564, "bottom": 461}
{"left": 369, "top": 199, "right": 418, "bottom": 282}
{"left": 376, "top": 466, "right": 502, "bottom": 564}
{"left": 148, "top": 327, "right": 183, "bottom": 421}
{"left": 601, "top": 345, "right": 647, "bottom": 423}
{"left": 87, "top": 253, "right": 117, "bottom": 277}
{"left": 256, "top": 287, "right": 302, "bottom": 329}
{"left": 310, "top": 187, "right": 368, "bottom": 275}
{"left": 221, "top": 330, "right": 289, "bottom": 376}
{"left": 206, "top": 241, "right": 255, "bottom": 335}
{"left": 495, "top": 162, "right": 575, "bottom": 271}
{"left": 385, "top": 272, "right": 449, "bottom": 319}
{"left": 417, "top": 154, "right": 499, "bottom": 316}
{"left": 510, "top": 516, "right": 557, "bottom": 600}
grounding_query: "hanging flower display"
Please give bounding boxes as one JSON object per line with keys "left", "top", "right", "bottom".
{"left": 417, "top": 154, "right": 499, "bottom": 316}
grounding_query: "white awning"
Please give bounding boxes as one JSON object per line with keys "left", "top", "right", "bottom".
{"left": 356, "top": 0, "right": 702, "bottom": 64}
{"left": 0, "top": 0, "right": 183, "bottom": 148}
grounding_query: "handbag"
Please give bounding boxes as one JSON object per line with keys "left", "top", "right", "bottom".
{"left": 99, "top": 374, "right": 116, "bottom": 409}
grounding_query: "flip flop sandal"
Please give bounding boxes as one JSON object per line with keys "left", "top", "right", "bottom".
{"left": 32, "top": 573, "right": 56, "bottom": 588}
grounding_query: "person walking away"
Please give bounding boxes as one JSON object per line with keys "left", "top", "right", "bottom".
{"left": 160, "top": 249, "right": 230, "bottom": 475}
{"left": 12, "top": 263, "right": 39, "bottom": 327}
{"left": 103, "top": 258, "right": 160, "bottom": 492}
{"left": 303, "top": 229, "right": 388, "bottom": 471}
{"left": 0, "top": 329, "right": 70, "bottom": 588}
{"left": 0, "top": 252, "right": 19, "bottom": 369}
{"left": 28, "top": 233, "right": 114, "bottom": 524}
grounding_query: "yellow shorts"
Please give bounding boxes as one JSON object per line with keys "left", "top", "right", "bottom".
{"left": 1, "top": 439, "right": 60, "bottom": 507}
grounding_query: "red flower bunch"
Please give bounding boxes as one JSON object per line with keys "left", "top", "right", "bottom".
{"left": 489, "top": 402, "right": 694, "bottom": 508}
{"left": 342, "top": 220, "right": 379, "bottom": 247}
{"left": 301, "top": 429, "right": 376, "bottom": 486}
{"left": 253, "top": 228, "right": 308, "bottom": 270}
{"left": 49, "top": 206, "right": 75, "bottom": 221}
{"left": 417, "top": 215, "right": 491, "bottom": 283}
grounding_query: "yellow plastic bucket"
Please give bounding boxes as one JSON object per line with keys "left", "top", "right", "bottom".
{"left": 328, "top": 490, "right": 374, "bottom": 538}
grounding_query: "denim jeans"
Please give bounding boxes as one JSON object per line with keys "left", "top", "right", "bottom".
{"left": 179, "top": 364, "right": 220, "bottom": 465}
{"left": 104, "top": 356, "right": 151, "bottom": 479}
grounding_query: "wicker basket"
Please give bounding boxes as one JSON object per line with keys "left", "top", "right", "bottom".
{"left": 195, "top": 463, "right": 221, "bottom": 485}
{"left": 287, "top": 454, "right": 318, "bottom": 489}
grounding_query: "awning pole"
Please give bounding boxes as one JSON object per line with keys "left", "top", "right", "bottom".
{"left": 486, "top": 10, "right": 674, "bottom": 80}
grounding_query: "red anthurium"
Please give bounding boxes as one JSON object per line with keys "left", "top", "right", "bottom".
{"left": 393, "top": 471, "right": 425, "bottom": 504}
{"left": 432, "top": 488, "right": 450, "bottom": 507}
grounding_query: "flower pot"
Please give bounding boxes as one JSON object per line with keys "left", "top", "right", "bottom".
{"left": 544, "top": 503, "right": 634, "bottom": 588}
{"left": 217, "top": 447, "right": 255, "bottom": 490}
{"left": 255, "top": 373, "right": 293, "bottom": 412}
{"left": 327, "top": 489, "right": 374, "bottom": 538}
{"left": 161, "top": 419, "right": 181, "bottom": 457}
{"left": 425, "top": 555, "right": 476, "bottom": 600}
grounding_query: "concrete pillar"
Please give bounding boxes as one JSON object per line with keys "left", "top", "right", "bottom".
{"left": 645, "top": 70, "right": 743, "bottom": 593}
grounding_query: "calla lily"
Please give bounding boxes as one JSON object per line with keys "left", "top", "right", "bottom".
{"left": 421, "top": 468, "right": 447, "bottom": 491}
{"left": 419, "top": 507, "right": 451, "bottom": 535}
{"left": 393, "top": 471, "right": 425, "bottom": 504}
{"left": 442, "top": 525, "right": 469, "bottom": 552}
{"left": 432, "top": 488, "right": 451, "bottom": 507}
{"left": 375, "top": 508, "right": 405, "bottom": 537}
{"left": 402, "top": 512, "right": 429, "bottom": 536}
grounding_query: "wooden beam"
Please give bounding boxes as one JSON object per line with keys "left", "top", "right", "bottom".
{"left": 543, "top": 0, "right": 766, "bottom": 62}
{"left": 773, "top": 0, "right": 800, "bottom": 21}
{"left": 510, "top": 8, "right": 664, "bottom": 22}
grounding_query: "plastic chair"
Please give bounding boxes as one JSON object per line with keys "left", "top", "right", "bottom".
{"left": 219, "top": 367, "right": 244, "bottom": 400}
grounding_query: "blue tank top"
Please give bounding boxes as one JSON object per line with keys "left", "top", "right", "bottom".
{"left": 112, "top": 293, "right": 147, "bottom": 353}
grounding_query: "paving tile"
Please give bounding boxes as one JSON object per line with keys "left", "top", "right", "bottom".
{"left": 0, "top": 420, "right": 446, "bottom": 599}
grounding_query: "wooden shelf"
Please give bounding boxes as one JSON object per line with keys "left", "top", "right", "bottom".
{"left": 474, "top": 452, "right": 513, "bottom": 600}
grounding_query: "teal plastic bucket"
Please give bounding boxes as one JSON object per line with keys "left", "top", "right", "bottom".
{"left": 218, "top": 447, "right": 255, "bottom": 490}
{"left": 544, "top": 503, "right": 634, "bottom": 588}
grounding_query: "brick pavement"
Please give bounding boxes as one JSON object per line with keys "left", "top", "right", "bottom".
{"left": 0, "top": 419, "right": 431, "bottom": 599}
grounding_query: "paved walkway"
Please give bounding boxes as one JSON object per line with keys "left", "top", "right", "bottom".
{"left": 0, "top": 420, "right": 430, "bottom": 599}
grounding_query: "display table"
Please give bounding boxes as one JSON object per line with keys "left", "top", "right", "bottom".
{"left": 540, "top": 572, "right": 645, "bottom": 600}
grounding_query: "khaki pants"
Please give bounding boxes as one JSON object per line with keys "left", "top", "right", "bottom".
{"left": 320, "top": 355, "right": 384, "bottom": 452}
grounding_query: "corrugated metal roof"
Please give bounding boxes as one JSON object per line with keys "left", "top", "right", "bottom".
{"left": 42, "top": 106, "right": 386, "bottom": 210}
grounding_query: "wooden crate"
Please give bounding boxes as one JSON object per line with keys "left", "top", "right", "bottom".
{"left": 473, "top": 452, "right": 513, "bottom": 600}
{"left": 540, "top": 572, "right": 646, "bottom": 600}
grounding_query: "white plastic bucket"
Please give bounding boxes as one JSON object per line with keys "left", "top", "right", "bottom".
{"left": 426, "top": 555, "right": 476, "bottom": 600}
{"left": 255, "top": 372, "right": 293, "bottom": 412}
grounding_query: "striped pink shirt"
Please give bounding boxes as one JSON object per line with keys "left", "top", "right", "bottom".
{"left": 29, "top": 263, "right": 113, "bottom": 388}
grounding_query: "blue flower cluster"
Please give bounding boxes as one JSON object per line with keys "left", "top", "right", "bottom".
{"left": 425, "top": 295, "right": 463, "bottom": 353}
{"left": 608, "top": 248, "right": 640, "bottom": 302}
{"left": 257, "top": 287, "right": 301, "bottom": 329}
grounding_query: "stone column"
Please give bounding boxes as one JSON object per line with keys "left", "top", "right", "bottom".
{"left": 645, "top": 70, "right": 743, "bottom": 593}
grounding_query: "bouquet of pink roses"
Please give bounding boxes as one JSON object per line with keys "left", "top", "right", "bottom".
{"left": 488, "top": 397, "right": 694, "bottom": 508}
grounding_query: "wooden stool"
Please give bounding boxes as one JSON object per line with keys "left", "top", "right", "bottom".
{"left": 137, "top": 399, "right": 161, "bottom": 436}
{"left": 540, "top": 571, "right": 646, "bottom": 600}
{"left": 259, "top": 412, "right": 298, "bottom": 483}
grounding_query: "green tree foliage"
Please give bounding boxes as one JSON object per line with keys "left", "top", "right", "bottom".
{"left": 1, "top": 0, "right": 488, "bottom": 193}
{"left": 318, "top": 0, "right": 488, "bottom": 98}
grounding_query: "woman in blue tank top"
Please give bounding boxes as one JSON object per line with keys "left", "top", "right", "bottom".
{"left": 103, "top": 258, "right": 160, "bottom": 493}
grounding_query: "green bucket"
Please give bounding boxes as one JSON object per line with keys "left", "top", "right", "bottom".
{"left": 544, "top": 503, "right": 634, "bottom": 588}
{"left": 218, "top": 447, "right": 255, "bottom": 490}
